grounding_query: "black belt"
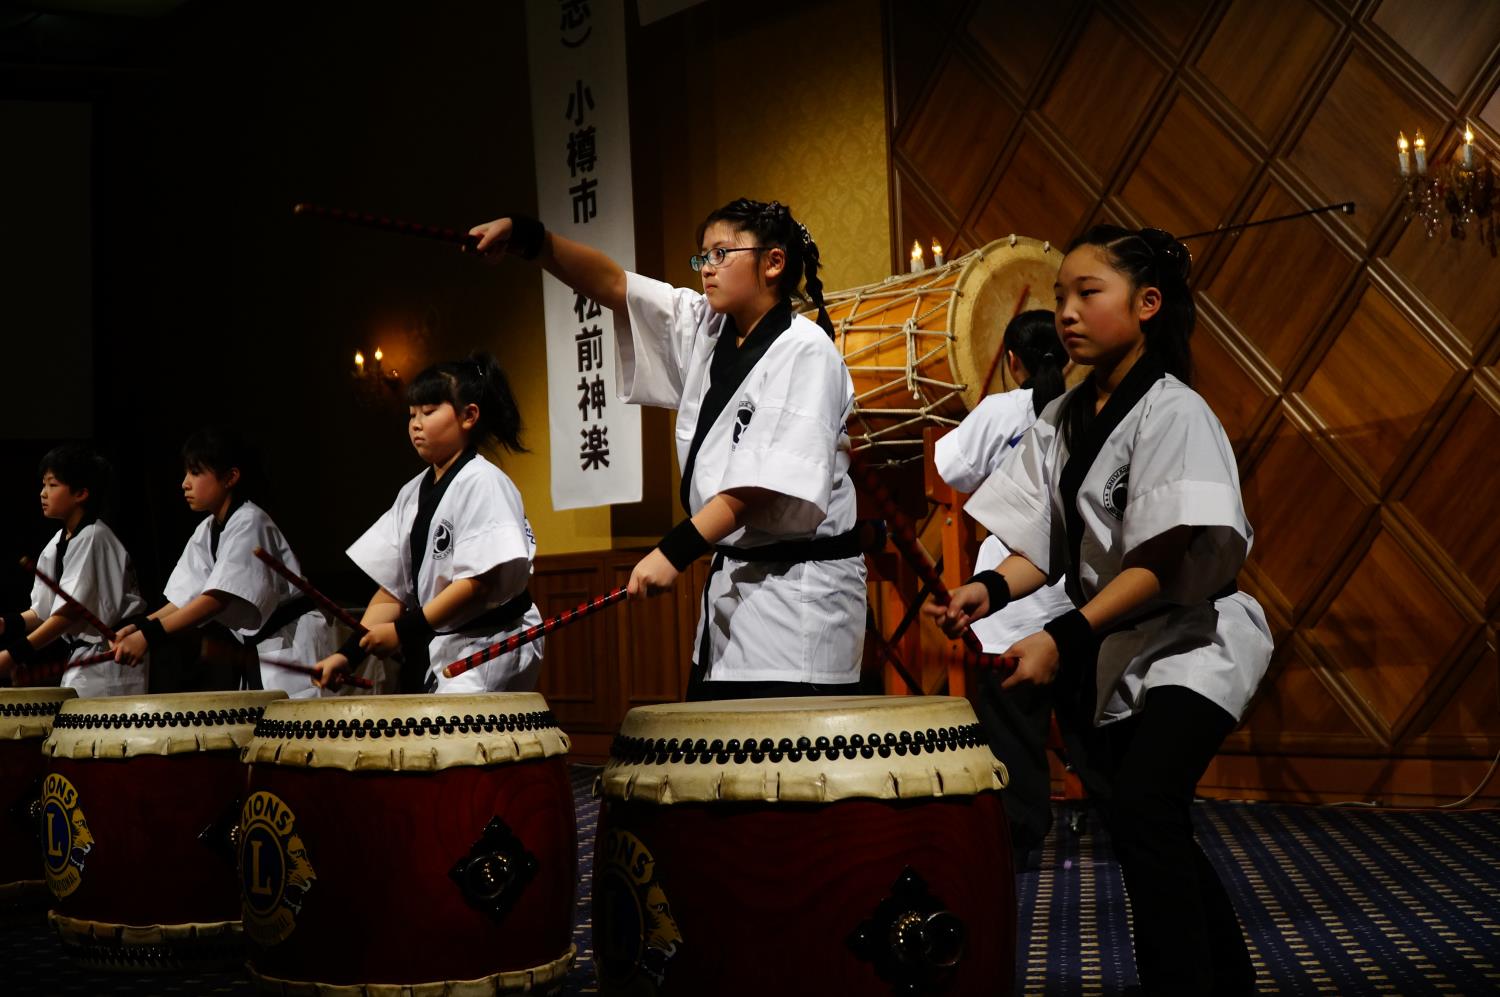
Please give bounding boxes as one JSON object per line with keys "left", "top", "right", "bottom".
{"left": 713, "top": 527, "right": 863, "bottom": 564}
{"left": 400, "top": 588, "right": 534, "bottom": 694}
{"left": 440, "top": 588, "right": 534, "bottom": 635}
{"left": 247, "top": 595, "right": 318, "bottom": 648}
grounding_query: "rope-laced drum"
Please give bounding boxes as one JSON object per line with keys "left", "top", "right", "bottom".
{"left": 239, "top": 692, "right": 577, "bottom": 994}
{"left": 594, "top": 695, "right": 1015, "bottom": 996}
{"left": 0, "top": 687, "right": 76, "bottom": 910}
{"left": 814, "top": 236, "right": 1060, "bottom": 463}
{"left": 41, "top": 690, "right": 286, "bottom": 969}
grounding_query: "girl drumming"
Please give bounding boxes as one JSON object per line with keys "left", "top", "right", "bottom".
{"left": 933, "top": 309, "right": 1078, "bottom": 861}
{"left": 929, "top": 226, "right": 1271, "bottom": 996}
{"left": 113, "top": 427, "right": 337, "bottom": 697}
{"left": 0, "top": 445, "right": 148, "bottom": 696}
{"left": 469, "top": 199, "right": 865, "bottom": 700}
{"left": 313, "top": 353, "right": 542, "bottom": 694}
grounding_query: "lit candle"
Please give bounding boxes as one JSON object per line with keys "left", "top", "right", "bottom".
{"left": 910, "top": 240, "right": 924, "bottom": 273}
{"left": 1413, "top": 130, "right": 1427, "bottom": 175}
{"left": 373, "top": 347, "right": 384, "bottom": 362}
{"left": 931, "top": 239, "right": 945, "bottom": 267}
{"left": 1397, "top": 132, "right": 1410, "bottom": 177}
{"left": 1462, "top": 125, "right": 1476, "bottom": 171}
{"left": 354, "top": 350, "right": 365, "bottom": 373}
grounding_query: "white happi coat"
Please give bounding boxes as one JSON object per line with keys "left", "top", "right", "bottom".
{"left": 346, "top": 454, "right": 542, "bottom": 693}
{"left": 30, "top": 519, "right": 148, "bottom": 697}
{"left": 617, "top": 273, "right": 867, "bottom": 685}
{"left": 935, "top": 389, "right": 1076, "bottom": 653}
{"left": 164, "top": 501, "right": 337, "bottom": 698}
{"left": 965, "top": 373, "right": 1273, "bottom": 724}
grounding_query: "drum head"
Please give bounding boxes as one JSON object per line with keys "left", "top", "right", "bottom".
{"left": 45, "top": 690, "right": 286, "bottom": 759}
{"left": 603, "top": 695, "right": 1005, "bottom": 805}
{"left": 0, "top": 687, "right": 77, "bottom": 741}
{"left": 950, "top": 236, "right": 1062, "bottom": 411}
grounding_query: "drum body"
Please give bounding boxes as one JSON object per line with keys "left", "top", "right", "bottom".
{"left": 40, "top": 690, "right": 286, "bottom": 969}
{"left": 240, "top": 692, "right": 577, "bottom": 993}
{"left": 0, "top": 688, "right": 77, "bottom": 910}
{"left": 594, "top": 696, "right": 1015, "bottom": 997}
{"left": 818, "top": 237, "right": 1060, "bottom": 461}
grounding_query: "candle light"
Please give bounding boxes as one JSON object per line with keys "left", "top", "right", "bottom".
{"left": 373, "top": 347, "right": 384, "bottom": 362}
{"left": 1397, "top": 132, "right": 1410, "bottom": 177}
{"left": 1462, "top": 124, "right": 1476, "bottom": 171}
{"left": 1413, "top": 130, "right": 1427, "bottom": 175}
{"left": 909, "top": 240, "right": 924, "bottom": 273}
{"left": 931, "top": 239, "right": 945, "bottom": 267}
{"left": 354, "top": 351, "right": 365, "bottom": 373}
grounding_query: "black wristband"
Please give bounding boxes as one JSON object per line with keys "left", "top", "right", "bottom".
{"left": 138, "top": 616, "right": 168, "bottom": 650}
{"left": 6, "top": 633, "right": 36, "bottom": 665}
{"left": 394, "top": 611, "right": 435, "bottom": 653}
{"left": 508, "top": 214, "right": 547, "bottom": 260}
{"left": 336, "top": 633, "right": 366, "bottom": 665}
{"left": 967, "top": 570, "right": 1011, "bottom": 616}
{"left": 1, "top": 612, "right": 23, "bottom": 640}
{"left": 656, "top": 518, "right": 711, "bottom": 572}
{"left": 1043, "top": 609, "right": 1096, "bottom": 664}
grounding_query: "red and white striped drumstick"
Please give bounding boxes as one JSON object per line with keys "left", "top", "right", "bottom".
{"left": 19, "top": 557, "right": 118, "bottom": 643}
{"left": 13, "top": 648, "right": 126, "bottom": 686}
{"left": 252, "top": 547, "right": 367, "bottom": 636}
{"left": 848, "top": 460, "right": 1015, "bottom": 672}
{"left": 443, "top": 587, "right": 627, "bottom": 680}
{"left": 293, "top": 203, "right": 481, "bottom": 251}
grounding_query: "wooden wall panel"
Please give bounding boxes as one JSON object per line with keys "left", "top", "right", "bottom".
{"left": 886, "top": 0, "right": 1500, "bottom": 803}
{"left": 895, "top": 53, "right": 1017, "bottom": 219}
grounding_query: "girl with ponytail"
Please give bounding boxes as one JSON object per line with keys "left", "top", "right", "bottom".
{"left": 314, "top": 351, "right": 544, "bottom": 694}
{"left": 468, "top": 200, "right": 865, "bottom": 700}
{"left": 927, "top": 225, "right": 1272, "bottom": 996}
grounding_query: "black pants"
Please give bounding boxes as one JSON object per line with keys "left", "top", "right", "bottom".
{"left": 1073, "top": 685, "right": 1253, "bottom": 997}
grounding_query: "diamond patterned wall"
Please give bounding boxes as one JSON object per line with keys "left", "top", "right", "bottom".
{"left": 886, "top": 0, "right": 1500, "bottom": 801}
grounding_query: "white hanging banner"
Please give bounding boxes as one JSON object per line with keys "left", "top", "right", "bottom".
{"left": 527, "top": 0, "right": 642, "bottom": 511}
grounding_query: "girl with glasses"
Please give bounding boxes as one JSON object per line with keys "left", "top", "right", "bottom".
{"left": 469, "top": 199, "right": 865, "bottom": 701}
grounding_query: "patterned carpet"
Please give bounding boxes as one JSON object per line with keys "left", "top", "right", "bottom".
{"left": 2, "top": 766, "right": 1496, "bottom": 995}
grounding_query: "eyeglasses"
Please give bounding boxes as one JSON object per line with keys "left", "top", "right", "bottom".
{"left": 689, "top": 246, "right": 764, "bottom": 272}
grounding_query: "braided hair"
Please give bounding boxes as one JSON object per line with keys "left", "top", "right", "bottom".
{"left": 694, "top": 198, "right": 835, "bottom": 338}
{"left": 1059, "top": 225, "right": 1194, "bottom": 447}
{"left": 1002, "top": 309, "right": 1067, "bottom": 415}
{"left": 406, "top": 351, "right": 527, "bottom": 453}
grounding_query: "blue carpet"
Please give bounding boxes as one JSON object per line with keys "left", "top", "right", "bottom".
{"left": 2, "top": 767, "right": 1496, "bottom": 995}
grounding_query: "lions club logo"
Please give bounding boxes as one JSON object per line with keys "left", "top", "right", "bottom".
{"left": 240, "top": 791, "right": 317, "bottom": 946}
{"left": 596, "top": 828, "right": 682, "bottom": 994}
{"left": 1103, "top": 465, "right": 1129, "bottom": 520}
{"left": 432, "top": 519, "right": 455, "bottom": 559}
{"left": 42, "top": 772, "right": 93, "bottom": 899}
{"left": 731, "top": 400, "right": 755, "bottom": 450}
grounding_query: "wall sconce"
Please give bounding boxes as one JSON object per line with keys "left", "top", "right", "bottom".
{"left": 352, "top": 346, "right": 403, "bottom": 394}
{"left": 1397, "top": 123, "right": 1497, "bottom": 254}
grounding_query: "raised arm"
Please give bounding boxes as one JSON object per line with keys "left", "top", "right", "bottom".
{"left": 469, "top": 217, "right": 627, "bottom": 312}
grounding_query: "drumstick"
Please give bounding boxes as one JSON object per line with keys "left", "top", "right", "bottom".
{"left": 12, "top": 649, "right": 126, "bottom": 687}
{"left": 19, "top": 557, "right": 117, "bottom": 643}
{"left": 848, "top": 460, "right": 1014, "bottom": 671}
{"left": 252, "top": 548, "right": 367, "bottom": 636}
{"left": 443, "top": 587, "right": 627, "bottom": 680}
{"left": 293, "top": 203, "right": 481, "bottom": 251}
{"left": 265, "top": 659, "right": 375, "bottom": 690}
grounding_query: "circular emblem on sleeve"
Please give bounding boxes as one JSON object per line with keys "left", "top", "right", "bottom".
{"left": 42, "top": 772, "right": 93, "bottom": 899}
{"left": 239, "top": 791, "right": 317, "bottom": 946}
{"left": 596, "top": 828, "right": 682, "bottom": 995}
{"left": 731, "top": 399, "right": 755, "bottom": 450}
{"left": 1103, "top": 465, "right": 1129, "bottom": 520}
{"left": 432, "top": 519, "right": 455, "bottom": 559}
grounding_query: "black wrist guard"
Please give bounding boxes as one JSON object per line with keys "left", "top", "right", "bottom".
{"left": 656, "top": 518, "right": 711, "bottom": 571}
{"left": 1043, "top": 609, "right": 1096, "bottom": 664}
{"left": 394, "top": 611, "right": 435, "bottom": 655}
{"left": 336, "top": 633, "right": 366, "bottom": 664}
{"left": 138, "top": 616, "right": 168, "bottom": 649}
{"left": 1, "top": 612, "right": 24, "bottom": 640}
{"left": 967, "top": 570, "right": 1011, "bottom": 616}
{"left": 508, "top": 214, "right": 547, "bottom": 260}
{"left": 6, "top": 633, "right": 36, "bottom": 664}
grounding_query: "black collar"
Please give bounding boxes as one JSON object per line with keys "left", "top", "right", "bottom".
{"left": 410, "top": 447, "right": 479, "bottom": 595}
{"left": 1057, "top": 353, "right": 1167, "bottom": 604}
{"left": 56, "top": 514, "right": 96, "bottom": 577}
{"left": 210, "top": 499, "right": 245, "bottom": 561}
{"left": 679, "top": 299, "right": 795, "bottom": 511}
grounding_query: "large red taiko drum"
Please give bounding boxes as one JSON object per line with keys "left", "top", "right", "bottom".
{"left": 594, "top": 696, "right": 1015, "bottom": 997}
{"left": 0, "top": 687, "right": 76, "bottom": 913}
{"left": 41, "top": 690, "right": 287, "bottom": 969}
{"left": 239, "top": 692, "right": 577, "bottom": 992}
